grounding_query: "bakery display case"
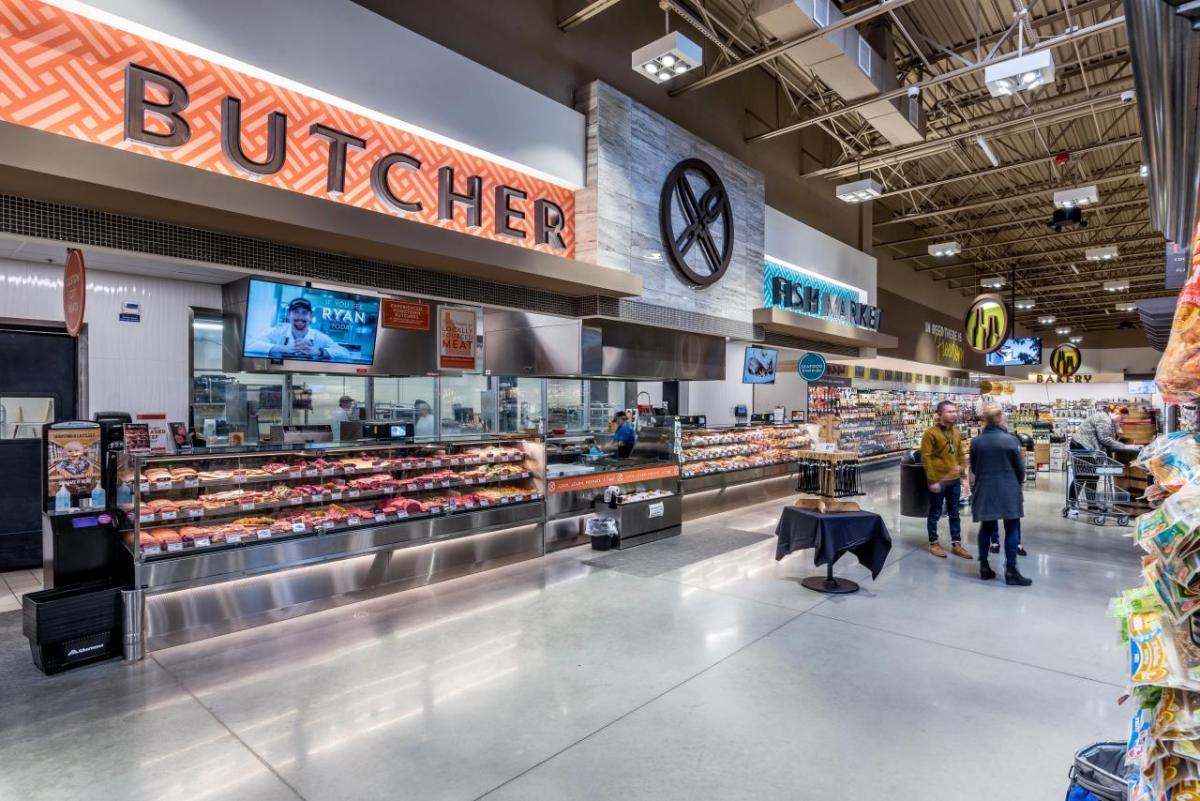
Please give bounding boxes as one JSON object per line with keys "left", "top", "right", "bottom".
{"left": 115, "top": 435, "right": 545, "bottom": 650}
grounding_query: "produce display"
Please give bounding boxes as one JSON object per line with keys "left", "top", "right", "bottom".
{"left": 119, "top": 442, "right": 538, "bottom": 557}
{"left": 1112, "top": 431, "right": 1200, "bottom": 799}
{"left": 679, "top": 426, "right": 812, "bottom": 478}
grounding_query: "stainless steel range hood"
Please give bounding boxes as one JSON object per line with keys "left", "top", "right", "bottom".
{"left": 483, "top": 311, "right": 725, "bottom": 380}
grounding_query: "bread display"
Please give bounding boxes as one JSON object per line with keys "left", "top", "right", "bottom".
{"left": 121, "top": 441, "right": 540, "bottom": 557}
{"left": 679, "top": 425, "right": 814, "bottom": 478}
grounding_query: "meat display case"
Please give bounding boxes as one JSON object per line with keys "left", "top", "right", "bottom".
{"left": 115, "top": 436, "right": 544, "bottom": 651}
{"left": 677, "top": 424, "right": 813, "bottom": 520}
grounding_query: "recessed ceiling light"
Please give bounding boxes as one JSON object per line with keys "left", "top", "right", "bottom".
{"left": 980, "top": 275, "right": 1005, "bottom": 289}
{"left": 1087, "top": 246, "right": 1119, "bottom": 261}
{"left": 1038, "top": 315, "right": 1057, "bottom": 325}
{"left": 1069, "top": 336, "right": 1083, "bottom": 344}
{"left": 1015, "top": 299, "right": 1035, "bottom": 310}
{"left": 928, "top": 241, "right": 962, "bottom": 257}
{"left": 984, "top": 49, "right": 1056, "bottom": 98}
{"left": 1056, "top": 326, "right": 1071, "bottom": 334}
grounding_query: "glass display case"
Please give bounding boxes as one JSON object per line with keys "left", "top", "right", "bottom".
{"left": 117, "top": 437, "right": 542, "bottom": 560}
{"left": 678, "top": 425, "right": 813, "bottom": 478}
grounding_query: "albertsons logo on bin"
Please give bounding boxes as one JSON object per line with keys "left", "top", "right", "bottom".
{"left": 798, "top": 352, "right": 827, "bottom": 382}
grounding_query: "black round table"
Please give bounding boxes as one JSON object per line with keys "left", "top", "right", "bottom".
{"left": 774, "top": 506, "right": 892, "bottom": 594}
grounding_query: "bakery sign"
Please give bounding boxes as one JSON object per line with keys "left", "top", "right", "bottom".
{"left": 0, "top": 0, "right": 574, "bottom": 255}
{"left": 763, "top": 257, "right": 881, "bottom": 331}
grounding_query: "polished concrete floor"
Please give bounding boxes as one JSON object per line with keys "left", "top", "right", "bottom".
{"left": 0, "top": 470, "right": 1137, "bottom": 800}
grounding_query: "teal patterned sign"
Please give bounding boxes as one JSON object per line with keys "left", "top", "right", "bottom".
{"left": 763, "top": 258, "right": 880, "bottom": 331}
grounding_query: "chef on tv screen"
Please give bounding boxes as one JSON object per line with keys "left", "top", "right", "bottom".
{"left": 243, "top": 280, "right": 379, "bottom": 365}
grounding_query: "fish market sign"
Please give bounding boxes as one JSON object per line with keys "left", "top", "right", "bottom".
{"left": 764, "top": 258, "right": 881, "bottom": 331}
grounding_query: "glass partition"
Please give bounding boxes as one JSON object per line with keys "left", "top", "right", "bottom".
{"left": 440, "top": 374, "right": 490, "bottom": 436}
{"left": 372, "top": 377, "right": 438, "bottom": 437}
{"left": 546, "top": 378, "right": 584, "bottom": 432}
{"left": 495, "top": 377, "right": 543, "bottom": 434}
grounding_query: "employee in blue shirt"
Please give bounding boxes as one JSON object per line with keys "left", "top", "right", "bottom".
{"left": 611, "top": 412, "right": 637, "bottom": 458}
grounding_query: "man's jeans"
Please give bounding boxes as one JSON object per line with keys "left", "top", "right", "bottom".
{"left": 927, "top": 478, "right": 962, "bottom": 544}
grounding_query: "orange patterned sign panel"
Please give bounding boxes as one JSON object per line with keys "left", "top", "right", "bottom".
{"left": 546, "top": 464, "right": 680, "bottom": 495}
{"left": 0, "top": 0, "right": 574, "bottom": 255}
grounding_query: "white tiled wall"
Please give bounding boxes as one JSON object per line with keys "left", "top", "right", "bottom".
{"left": 0, "top": 259, "right": 222, "bottom": 421}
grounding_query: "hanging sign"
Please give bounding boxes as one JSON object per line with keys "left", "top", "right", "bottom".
{"left": 63, "top": 248, "right": 86, "bottom": 337}
{"left": 798, "top": 352, "right": 827, "bottom": 382}
{"left": 438, "top": 306, "right": 478, "bottom": 371}
{"left": 381, "top": 299, "right": 431, "bottom": 331}
{"left": 1049, "top": 343, "right": 1082, "bottom": 378}
{"left": 963, "top": 293, "right": 1009, "bottom": 354}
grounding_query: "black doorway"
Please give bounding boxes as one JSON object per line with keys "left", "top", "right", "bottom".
{"left": 0, "top": 325, "right": 77, "bottom": 569}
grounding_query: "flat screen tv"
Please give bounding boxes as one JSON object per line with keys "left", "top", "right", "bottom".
{"left": 742, "top": 346, "right": 778, "bottom": 384}
{"left": 985, "top": 337, "right": 1043, "bottom": 367}
{"left": 242, "top": 279, "right": 380, "bottom": 365}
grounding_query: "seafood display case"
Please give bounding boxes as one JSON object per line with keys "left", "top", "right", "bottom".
{"left": 115, "top": 435, "right": 545, "bottom": 650}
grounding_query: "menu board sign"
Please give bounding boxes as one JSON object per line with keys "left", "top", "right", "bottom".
{"left": 438, "top": 306, "right": 478, "bottom": 371}
{"left": 46, "top": 422, "right": 100, "bottom": 496}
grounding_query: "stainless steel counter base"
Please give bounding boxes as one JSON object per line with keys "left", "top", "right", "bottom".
{"left": 141, "top": 505, "right": 543, "bottom": 650}
{"left": 681, "top": 465, "right": 797, "bottom": 521}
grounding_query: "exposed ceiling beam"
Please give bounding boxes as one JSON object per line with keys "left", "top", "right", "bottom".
{"left": 804, "top": 91, "right": 1131, "bottom": 180}
{"left": 892, "top": 219, "right": 1155, "bottom": 262}
{"left": 879, "top": 196, "right": 1150, "bottom": 247}
{"left": 944, "top": 245, "right": 1164, "bottom": 284}
{"left": 557, "top": 0, "right": 623, "bottom": 30}
{"left": 928, "top": 250, "right": 1165, "bottom": 283}
{"left": 747, "top": 16, "right": 1124, "bottom": 146}
{"left": 872, "top": 135, "right": 1142, "bottom": 201}
{"left": 668, "top": 0, "right": 919, "bottom": 96}
{"left": 875, "top": 169, "right": 1143, "bottom": 225}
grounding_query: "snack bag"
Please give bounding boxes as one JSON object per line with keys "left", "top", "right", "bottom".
{"left": 1156, "top": 222, "right": 1200, "bottom": 403}
{"left": 1130, "top": 609, "right": 1176, "bottom": 685}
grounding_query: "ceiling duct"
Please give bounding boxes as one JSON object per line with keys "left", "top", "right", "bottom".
{"left": 1126, "top": 0, "right": 1200, "bottom": 250}
{"left": 754, "top": 0, "right": 925, "bottom": 146}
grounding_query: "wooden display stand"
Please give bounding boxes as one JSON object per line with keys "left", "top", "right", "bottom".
{"left": 795, "top": 449, "right": 860, "bottom": 498}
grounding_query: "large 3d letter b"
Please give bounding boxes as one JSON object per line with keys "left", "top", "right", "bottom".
{"left": 124, "top": 63, "right": 191, "bottom": 148}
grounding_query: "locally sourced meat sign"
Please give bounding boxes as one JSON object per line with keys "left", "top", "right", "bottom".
{"left": 0, "top": 0, "right": 574, "bottom": 255}
{"left": 124, "top": 64, "right": 569, "bottom": 251}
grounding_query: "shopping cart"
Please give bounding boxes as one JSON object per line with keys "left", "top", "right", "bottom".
{"left": 1063, "top": 449, "right": 1132, "bottom": 527}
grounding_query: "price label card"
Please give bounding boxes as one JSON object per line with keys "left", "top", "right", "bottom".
{"left": 193, "top": 537, "right": 211, "bottom": 548}
{"left": 400, "top": 462, "right": 414, "bottom": 470}
{"left": 139, "top": 482, "right": 150, "bottom": 493}
{"left": 430, "top": 460, "right": 442, "bottom": 467}
{"left": 257, "top": 529, "right": 273, "bottom": 539}
{"left": 290, "top": 522, "right": 306, "bottom": 534}
{"left": 500, "top": 497, "right": 510, "bottom": 504}
{"left": 348, "top": 490, "right": 361, "bottom": 498}
{"left": 320, "top": 468, "right": 334, "bottom": 476}
{"left": 347, "top": 516, "right": 361, "bottom": 526}
{"left": 430, "top": 505, "right": 443, "bottom": 514}
{"left": 479, "top": 499, "right": 491, "bottom": 507}
{"left": 154, "top": 481, "right": 172, "bottom": 491}
{"left": 384, "top": 486, "right": 396, "bottom": 495}
{"left": 239, "top": 502, "right": 255, "bottom": 511}
{"left": 304, "top": 469, "right": 318, "bottom": 478}
{"left": 463, "top": 502, "right": 476, "bottom": 510}
{"left": 330, "top": 492, "right": 343, "bottom": 501}
{"left": 226, "top": 533, "right": 243, "bottom": 544}
{"left": 309, "top": 495, "right": 325, "bottom": 504}
{"left": 143, "top": 544, "right": 162, "bottom": 555}
{"left": 395, "top": 510, "right": 409, "bottom": 518}
{"left": 343, "top": 466, "right": 356, "bottom": 474}
{"left": 187, "top": 509, "right": 203, "bottom": 518}
{"left": 159, "top": 511, "right": 178, "bottom": 521}
{"left": 183, "top": 478, "right": 199, "bottom": 489}
{"left": 139, "top": 513, "right": 155, "bottom": 524}
{"left": 423, "top": 482, "right": 435, "bottom": 490}
{"left": 288, "top": 497, "right": 304, "bottom": 505}
{"left": 166, "top": 542, "right": 183, "bottom": 552}
{"left": 374, "top": 513, "right": 388, "bottom": 523}
{"left": 288, "top": 472, "right": 303, "bottom": 480}
{"left": 320, "top": 520, "right": 335, "bottom": 530}
{"left": 233, "top": 475, "right": 246, "bottom": 484}
{"left": 464, "top": 478, "right": 476, "bottom": 485}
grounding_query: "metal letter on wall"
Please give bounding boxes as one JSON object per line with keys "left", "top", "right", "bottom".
{"left": 659, "top": 158, "right": 734, "bottom": 288}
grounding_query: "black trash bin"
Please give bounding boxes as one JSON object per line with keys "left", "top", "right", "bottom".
{"left": 23, "top": 583, "right": 123, "bottom": 675}
{"left": 900, "top": 450, "right": 932, "bottom": 518}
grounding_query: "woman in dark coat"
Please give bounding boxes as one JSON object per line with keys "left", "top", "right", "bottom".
{"left": 969, "top": 405, "right": 1032, "bottom": 586}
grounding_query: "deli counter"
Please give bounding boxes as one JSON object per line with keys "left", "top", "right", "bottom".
{"left": 44, "top": 421, "right": 820, "bottom": 653}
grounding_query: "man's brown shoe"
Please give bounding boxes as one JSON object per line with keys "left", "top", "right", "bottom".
{"left": 929, "top": 542, "right": 947, "bottom": 558}
{"left": 951, "top": 543, "right": 972, "bottom": 559}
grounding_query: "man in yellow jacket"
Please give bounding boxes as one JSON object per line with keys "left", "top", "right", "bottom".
{"left": 920, "top": 400, "right": 971, "bottom": 559}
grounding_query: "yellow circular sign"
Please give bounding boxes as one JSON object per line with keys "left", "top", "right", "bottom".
{"left": 1050, "top": 343, "right": 1082, "bottom": 377}
{"left": 963, "top": 293, "right": 1009, "bottom": 354}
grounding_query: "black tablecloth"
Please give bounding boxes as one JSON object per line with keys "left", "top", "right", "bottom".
{"left": 774, "top": 507, "right": 892, "bottom": 579}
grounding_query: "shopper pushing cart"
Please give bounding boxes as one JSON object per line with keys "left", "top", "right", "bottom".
{"left": 1063, "top": 404, "right": 1139, "bottom": 526}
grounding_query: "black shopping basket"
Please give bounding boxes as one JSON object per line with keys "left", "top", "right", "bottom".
{"left": 1066, "top": 742, "right": 1127, "bottom": 801}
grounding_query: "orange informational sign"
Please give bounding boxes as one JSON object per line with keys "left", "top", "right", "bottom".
{"left": 547, "top": 464, "right": 680, "bottom": 494}
{"left": 381, "top": 299, "right": 431, "bottom": 331}
{"left": 438, "top": 306, "right": 478, "bottom": 370}
{"left": 0, "top": 0, "right": 574, "bottom": 256}
{"left": 63, "top": 248, "right": 86, "bottom": 337}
